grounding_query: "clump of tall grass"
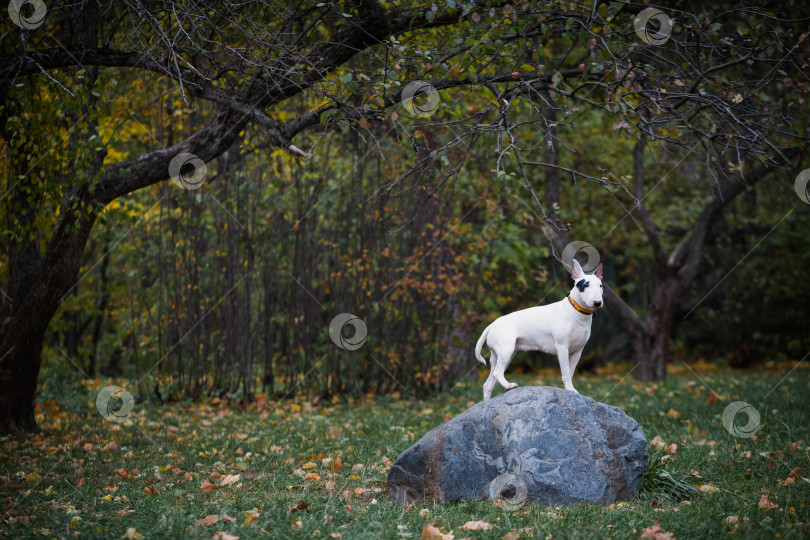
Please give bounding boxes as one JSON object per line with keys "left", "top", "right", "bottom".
{"left": 640, "top": 446, "right": 700, "bottom": 500}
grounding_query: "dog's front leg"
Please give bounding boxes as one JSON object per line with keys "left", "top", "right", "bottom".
{"left": 555, "top": 344, "right": 578, "bottom": 393}
{"left": 568, "top": 348, "right": 583, "bottom": 390}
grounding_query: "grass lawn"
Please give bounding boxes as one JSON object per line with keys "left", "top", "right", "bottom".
{"left": 1, "top": 360, "right": 809, "bottom": 539}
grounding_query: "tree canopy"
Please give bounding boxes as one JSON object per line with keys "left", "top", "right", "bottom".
{"left": 1, "top": 0, "right": 808, "bottom": 432}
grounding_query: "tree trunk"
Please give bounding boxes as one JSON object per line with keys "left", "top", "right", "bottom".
{"left": 632, "top": 276, "right": 678, "bottom": 380}
{"left": 0, "top": 338, "right": 46, "bottom": 432}
{"left": 0, "top": 206, "right": 99, "bottom": 432}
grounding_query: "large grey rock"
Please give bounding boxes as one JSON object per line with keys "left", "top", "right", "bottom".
{"left": 387, "top": 386, "right": 647, "bottom": 506}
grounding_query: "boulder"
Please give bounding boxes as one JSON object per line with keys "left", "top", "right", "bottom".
{"left": 387, "top": 386, "right": 647, "bottom": 506}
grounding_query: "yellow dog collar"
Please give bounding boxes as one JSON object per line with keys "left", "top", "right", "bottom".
{"left": 567, "top": 294, "right": 595, "bottom": 315}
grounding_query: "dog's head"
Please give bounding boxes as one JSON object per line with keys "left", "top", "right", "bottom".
{"left": 570, "top": 259, "right": 604, "bottom": 310}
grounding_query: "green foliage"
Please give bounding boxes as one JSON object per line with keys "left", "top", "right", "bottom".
{"left": 4, "top": 0, "right": 809, "bottom": 408}
{"left": 641, "top": 446, "right": 700, "bottom": 501}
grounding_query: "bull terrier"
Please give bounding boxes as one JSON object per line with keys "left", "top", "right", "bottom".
{"left": 475, "top": 260, "right": 604, "bottom": 400}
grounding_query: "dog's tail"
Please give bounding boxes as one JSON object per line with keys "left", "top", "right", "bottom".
{"left": 475, "top": 325, "right": 490, "bottom": 365}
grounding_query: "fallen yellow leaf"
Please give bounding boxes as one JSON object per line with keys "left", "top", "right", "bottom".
{"left": 461, "top": 520, "right": 493, "bottom": 531}
{"left": 123, "top": 528, "right": 144, "bottom": 539}
{"left": 758, "top": 494, "right": 778, "bottom": 511}
{"left": 422, "top": 524, "right": 454, "bottom": 540}
{"left": 242, "top": 508, "right": 260, "bottom": 527}
{"left": 198, "top": 515, "right": 221, "bottom": 526}
{"left": 640, "top": 522, "right": 675, "bottom": 539}
{"left": 220, "top": 474, "right": 240, "bottom": 486}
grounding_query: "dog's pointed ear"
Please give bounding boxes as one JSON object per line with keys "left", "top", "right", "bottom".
{"left": 570, "top": 259, "right": 584, "bottom": 280}
{"left": 594, "top": 262, "right": 604, "bottom": 280}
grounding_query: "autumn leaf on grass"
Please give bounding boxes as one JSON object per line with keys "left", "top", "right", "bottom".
{"left": 304, "top": 472, "right": 321, "bottom": 481}
{"left": 198, "top": 515, "right": 221, "bottom": 526}
{"left": 116, "top": 468, "right": 130, "bottom": 479}
{"left": 242, "top": 508, "right": 260, "bottom": 527}
{"left": 198, "top": 515, "right": 236, "bottom": 526}
{"left": 650, "top": 436, "right": 666, "bottom": 449}
{"left": 290, "top": 500, "right": 310, "bottom": 514}
{"left": 778, "top": 467, "right": 801, "bottom": 486}
{"left": 213, "top": 532, "right": 239, "bottom": 540}
{"left": 422, "top": 524, "right": 454, "bottom": 540}
{"left": 697, "top": 483, "right": 718, "bottom": 493}
{"left": 758, "top": 494, "right": 778, "bottom": 511}
{"left": 461, "top": 520, "right": 493, "bottom": 531}
{"left": 666, "top": 409, "right": 680, "bottom": 419}
{"left": 640, "top": 522, "right": 675, "bottom": 539}
{"left": 220, "top": 474, "right": 240, "bottom": 486}
{"left": 789, "top": 440, "right": 804, "bottom": 453}
{"left": 200, "top": 479, "right": 217, "bottom": 492}
{"left": 122, "top": 528, "right": 144, "bottom": 539}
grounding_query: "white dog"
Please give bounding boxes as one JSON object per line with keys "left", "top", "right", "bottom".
{"left": 475, "top": 260, "right": 604, "bottom": 400}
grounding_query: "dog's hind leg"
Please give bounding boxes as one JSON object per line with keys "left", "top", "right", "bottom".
{"left": 483, "top": 349, "right": 498, "bottom": 400}
{"left": 493, "top": 345, "right": 518, "bottom": 392}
